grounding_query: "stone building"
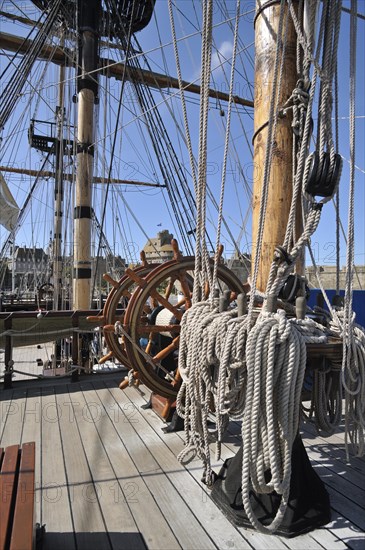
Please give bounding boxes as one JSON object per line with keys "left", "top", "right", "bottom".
{"left": 5, "top": 246, "right": 49, "bottom": 290}
{"left": 306, "top": 265, "right": 365, "bottom": 290}
{"left": 227, "top": 253, "right": 251, "bottom": 284}
{"left": 142, "top": 230, "right": 175, "bottom": 263}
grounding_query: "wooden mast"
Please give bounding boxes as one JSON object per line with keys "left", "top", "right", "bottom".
{"left": 73, "top": 0, "right": 100, "bottom": 311}
{"left": 252, "top": 0, "right": 303, "bottom": 291}
{"left": 52, "top": 27, "right": 66, "bottom": 369}
{"left": 53, "top": 27, "right": 65, "bottom": 311}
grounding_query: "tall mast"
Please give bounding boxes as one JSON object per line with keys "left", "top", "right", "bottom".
{"left": 252, "top": 0, "right": 303, "bottom": 291}
{"left": 73, "top": 0, "right": 100, "bottom": 310}
{"left": 53, "top": 27, "right": 65, "bottom": 310}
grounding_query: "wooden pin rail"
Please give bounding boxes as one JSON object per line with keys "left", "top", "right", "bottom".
{"left": 306, "top": 338, "right": 343, "bottom": 361}
{"left": 0, "top": 442, "right": 36, "bottom": 550}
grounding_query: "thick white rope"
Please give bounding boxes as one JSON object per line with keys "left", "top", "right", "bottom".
{"left": 193, "top": 0, "right": 214, "bottom": 303}
{"left": 266, "top": 0, "right": 343, "bottom": 302}
{"left": 332, "top": 0, "right": 365, "bottom": 460}
{"left": 168, "top": 0, "right": 214, "bottom": 288}
{"left": 175, "top": 0, "right": 325, "bottom": 536}
{"left": 177, "top": 299, "right": 329, "bottom": 532}
{"left": 168, "top": 0, "right": 197, "bottom": 192}
{"left": 174, "top": 0, "right": 364, "bottom": 540}
{"left": 211, "top": 0, "right": 241, "bottom": 298}
{"left": 240, "top": 311, "right": 312, "bottom": 533}
{"left": 177, "top": 301, "right": 247, "bottom": 482}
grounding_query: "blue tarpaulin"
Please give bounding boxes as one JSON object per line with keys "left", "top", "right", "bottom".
{"left": 308, "top": 289, "right": 365, "bottom": 329}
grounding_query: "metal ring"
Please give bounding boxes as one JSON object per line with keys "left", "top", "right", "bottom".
{"left": 254, "top": 0, "right": 283, "bottom": 27}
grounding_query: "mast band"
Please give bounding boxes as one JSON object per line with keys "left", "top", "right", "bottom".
{"left": 74, "top": 268, "right": 91, "bottom": 279}
{"left": 77, "top": 142, "right": 94, "bottom": 155}
{"left": 77, "top": 77, "right": 98, "bottom": 95}
{"left": 254, "top": 0, "right": 283, "bottom": 27}
{"left": 74, "top": 206, "right": 92, "bottom": 219}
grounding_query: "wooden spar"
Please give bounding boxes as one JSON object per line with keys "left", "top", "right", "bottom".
{"left": 73, "top": 0, "right": 100, "bottom": 311}
{"left": 0, "top": 31, "right": 254, "bottom": 109}
{"left": 0, "top": 10, "right": 129, "bottom": 51}
{"left": 252, "top": 0, "right": 303, "bottom": 291}
{"left": 0, "top": 166, "right": 164, "bottom": 187}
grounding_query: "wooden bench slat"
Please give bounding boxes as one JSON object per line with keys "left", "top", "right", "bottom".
{"left": 0, "top": 445, "right": 19, "bottom": 550}
{"left": 10, "top": 442, "right": 35, "bottom": 550}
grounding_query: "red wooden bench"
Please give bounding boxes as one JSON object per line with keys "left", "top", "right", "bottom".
{"left": 0, "top": 442, "right": 36, "bottom": 550}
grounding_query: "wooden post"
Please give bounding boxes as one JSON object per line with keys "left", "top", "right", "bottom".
{"left": 4, "top": 316, "right": 13, "bottom": 389}
{"left": 252, "top": 0, "right": 303, "bottom": 291}
{"left": 73, "top": 0, "right": 100, "bottom": 311}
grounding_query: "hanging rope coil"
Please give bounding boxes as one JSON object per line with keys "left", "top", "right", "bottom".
{"left": 177, "top": 300, "right": 248, "bottom": 481}
{"left": 177, "top": 299, "right": 330, "bottom": 531}
{"left": 309, "top": 365, "right": 343, "bottom": 435}
{"left": 329, "top": 310, "right": 365, "bottom": 458}
{"left": 240, "top": 310, "right": 309, "bottom": 533}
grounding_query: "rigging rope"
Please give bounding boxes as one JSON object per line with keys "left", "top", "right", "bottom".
{"left": 339, "top": 0, "right": 365, "bottom": 459}
{"left": 193, "top": 0, "right": 214, "bottom": 303}
{"left": 92, "top": 0, "right": 136, "bottom": 299}
{"left": 0, "top": 0, "right": 63, "bottom": 130}
{"left": 211, "top": 0, "right": 240, "bottom": 300}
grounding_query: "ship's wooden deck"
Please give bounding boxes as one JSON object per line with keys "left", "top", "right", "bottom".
{"left": 1, "top": 374, "right": 364, "bottom": 550}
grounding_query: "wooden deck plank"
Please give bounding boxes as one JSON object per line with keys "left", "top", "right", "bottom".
{"left": 325, "top": 485, "right": 365, "bottom": 530}
{"left": 20, "top": 388, "right": 42, "bottom": 529}
{"left": 119, "top": 384, "right": 292, "bottom": 550}
{"left": 10, "top": 441, "right": 36, "bottom": 550}
{"left": 308, "top": 529, "right": 348, "bottom": 550}
{"left": 55, "top": 386, "right": 111, "bottom": 550}
{"left": 303, "top": 438, "right": 365, "bottom": 490}
{"left": 0, "top": 392, "right": 14, "bottom": 442}
{"left": 121, "top": 388, "right": 283, "bottom": 549}
{"left": 0, "top": 444, "right": 19, "bottom": 550}
{"left": 83, "top": 380, "right": 196, "bottom": 550}
{"left": 0, "top": 390, "right": 26, "bottom": 447}
{"left": 220, "top": 414, "right": 365, "bottom": 549}
{"left": 91, "top": 381, "right": 214, "bottom": 550}
{"left": 124, "top": 384, "right": 365, "bottom": 550}
{"left": 40, "top": 388, "right": 76, "bottom": 550}
{"left": 216, "top": 436, "right": 343, "bottom": 550}
{"left": 325, "top": 515, "right": 365, "bottom": 550}
{"left": 114, "top": 385, "right": 255, "bottom": 550}
{"left": 123, "top": 387, "right": 316, "bottom": 550}
{"left": 301, "top": 421, "right": 365, "bottom": 475}
{"left": 74, "top": 381, "right": 173, "bottom": 550}
{"left": 1, "top": 375, "right": 364, "bottom": 550}
{"left": 220, "top": 418, "right": 365, "bottom": 549}
{"left": 306, "top": 447, "right": 365, "bottom": 507}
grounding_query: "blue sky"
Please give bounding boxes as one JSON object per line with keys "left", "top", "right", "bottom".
{"left": 0, "top": 0, "right": 364, "bottom": 270}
